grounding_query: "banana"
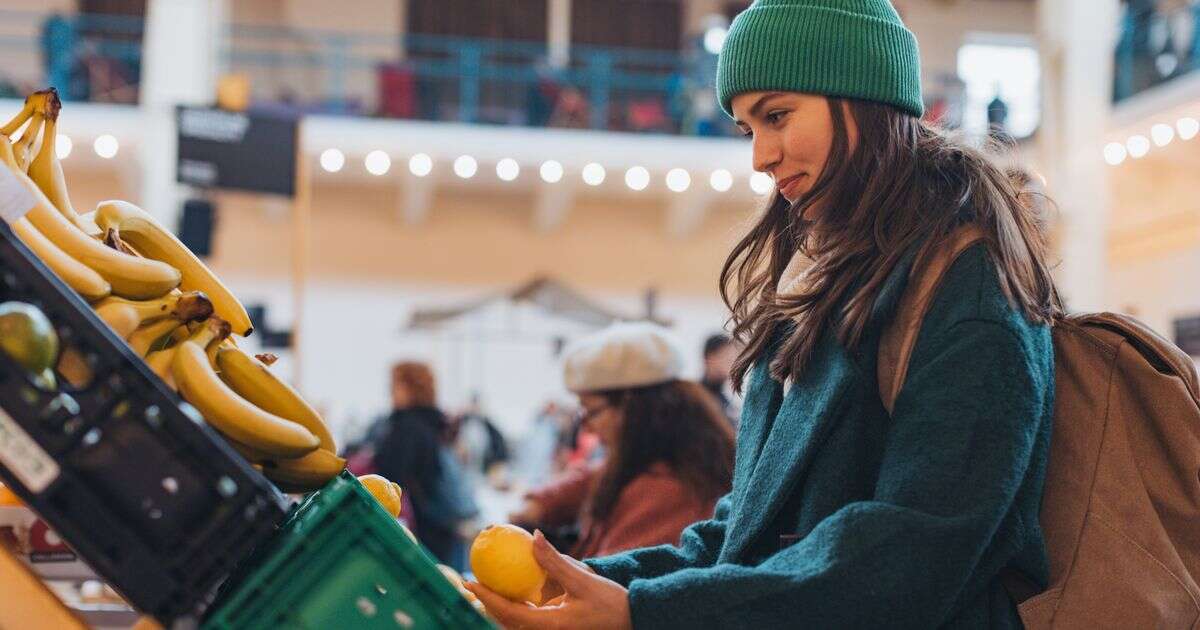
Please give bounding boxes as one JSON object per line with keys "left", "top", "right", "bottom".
{"left": 28, "top": 91, "right": 88, "bottom": 228}
{"left": 0, "top": 138, "right": 181, "bottom": 299}
{"left": 9, "top": 217, "right": 110, "bottom": 300}
{"left": 224, "top": 436, "right": 272, "bottom": 464}
{"left": 127, "top": 319, "right": 185, "bottom": 357}
{"left": 215, "top": 346, "right": 336, "bottom": 452}
{"left": 92, "top": 292, "right": 212, "bottom": 340}
{"left": 95, "top": 200, "right": 253, "bottom": 336}
{"left": 13, "top": 113, "right": 45, "bottom": 172}
{"left": 260, "top": 448, "right": 346, "bottom": 492}
{"left": 1, "top": 98, "right": 35, "bottom": 137}
{"left": 145, "top": 347, "right": 177, "bottom": 390}
{"left": 172, "top": 321, "right": 318, "bottom": 458}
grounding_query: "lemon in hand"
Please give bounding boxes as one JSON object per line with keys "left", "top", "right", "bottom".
{"left": 469, "top": 524, "right": 546, "bottom": 603}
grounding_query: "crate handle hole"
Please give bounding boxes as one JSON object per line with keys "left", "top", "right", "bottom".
{"left": 356, "top": 597, "right": 377, "bottom": 617}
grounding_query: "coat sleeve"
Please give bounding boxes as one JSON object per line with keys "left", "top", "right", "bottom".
{"left": 621, "top": 319, "right": 1050, "bottom": 629}
{"left": 525, "top": 465, "right": 597, "bottom": 528}
{"left": 585, "top": 474, "right": 722, "bottom": 558}
{"left": 583, "top": 493, "right": 731, "bottom": 587}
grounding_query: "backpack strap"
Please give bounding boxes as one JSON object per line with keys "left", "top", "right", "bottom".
{"left": 1070, "top": 312, "right": 1200, "bottom": 404}
{"left": 878, "top": 225, "right": 988, "bottom": 415}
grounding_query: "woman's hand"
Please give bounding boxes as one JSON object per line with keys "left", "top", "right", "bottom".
{"left": 465, "top": 530, "right": 632, "bottom": 630}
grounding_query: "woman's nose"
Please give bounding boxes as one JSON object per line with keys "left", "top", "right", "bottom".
{"left": 751, "top": 133, "right": 782, "bottom": 175}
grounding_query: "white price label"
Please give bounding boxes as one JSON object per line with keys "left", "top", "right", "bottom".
{"left": 0, "top": 405, "right": 59, "bottom": 493}
{"left": 0, "top": 168, "right": 34, "bottom": 224}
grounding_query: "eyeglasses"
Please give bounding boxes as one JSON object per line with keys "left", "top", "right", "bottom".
{"left": 577, "top": 405, "right": 609, "bottom": 424}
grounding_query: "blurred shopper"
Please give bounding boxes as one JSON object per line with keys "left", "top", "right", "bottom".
{"left": 699, "top": 333, "right": 740, "bottom": 427}
{"left": 469, "top": 1, "right": 1061, "bottom": 627}
{"left": 373, "top": 361, "right": 478, "bottom": 571}
{"left": 509, "top": 322, "right": 735, "bottom": 560}
{"left": 452, "top": 393, "right": 511, "bottom": 486}
{"left": 512, "top": 401, "right": 569, "bottom": 485}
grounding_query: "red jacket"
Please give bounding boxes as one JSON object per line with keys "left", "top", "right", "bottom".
{"left": 526, "top": 462, "right": 717, "bottom": 559}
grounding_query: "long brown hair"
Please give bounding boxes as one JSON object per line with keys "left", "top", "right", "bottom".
{"left": 720, "top": 98, "right": 1062, "bottom": 389}
{"left": 587, "top": 380, "right": 735, "bottom": 522}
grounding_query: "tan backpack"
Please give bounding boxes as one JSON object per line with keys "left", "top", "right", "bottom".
{"left": 878, "top": 226, "right": 1200, "bottom": 629}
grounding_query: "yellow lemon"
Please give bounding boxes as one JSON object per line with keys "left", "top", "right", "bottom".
{"left": 358, "top": 474, "right": 401, "bottom": 517}
{"left": 469, "top": 524, "right": 546, "bottom": 603}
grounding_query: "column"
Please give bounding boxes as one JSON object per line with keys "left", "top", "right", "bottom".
{"left": 1036, "top": 0, "right": 1120, "bottom": 312}
{"left": 138, "top": 0, "right": 227, "bottom": 227}
{"left": 548, "top": 0, "right": 571, "bottom": 68}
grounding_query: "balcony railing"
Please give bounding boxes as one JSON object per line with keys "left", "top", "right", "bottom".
{"left": 227, "top": 25, "right": 733, "bottom": 136}
{"left": 0, "top": 10, "right": 735, "bottom": 137}
{"left": 1114, "top": 1, "right": 1200, "bottom": 102}
{"left": 0, "top": 9, "right": 143, "bottom": 104}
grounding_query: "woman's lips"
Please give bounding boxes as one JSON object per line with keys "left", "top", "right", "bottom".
{"left": 777, "top": 174, "right": 805, "bottom": 199}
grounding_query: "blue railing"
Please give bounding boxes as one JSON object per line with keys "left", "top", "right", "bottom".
{"left": 0, "top": 9, "right": 143, "bottom": 104}
{"left": 0, "top": 10, "right": 735, "bottom": 136}
{"left": 227, "top": 26, "right": 733, "bottom": 136}
{"left": 1114, "top": 1, "right": 1200, "bottom": 102}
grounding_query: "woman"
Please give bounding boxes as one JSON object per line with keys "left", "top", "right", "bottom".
{"left": 466, "top": 1, "right": 1060, "bottom": 628}
{"left": 373, "top": 361, "right": 478, "bottom": 570}
{"left": 510, "top": 322, "right": 735, "bottom": 559}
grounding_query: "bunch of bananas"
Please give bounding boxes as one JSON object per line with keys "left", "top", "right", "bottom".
{"left": 1, "top": 89, "right": 348, "bottom": 495}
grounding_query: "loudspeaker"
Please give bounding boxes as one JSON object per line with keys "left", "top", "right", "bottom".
{"left": 178, "top": 198, "right": 215, "bottom": 257}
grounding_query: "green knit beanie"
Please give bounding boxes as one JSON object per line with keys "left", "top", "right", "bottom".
{"left": 717, "top": 0, "right": 924, "bottom": 119}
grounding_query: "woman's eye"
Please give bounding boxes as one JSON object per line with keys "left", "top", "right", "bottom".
{"left": 740, "top": 128, "right": 754, "bottom": 138}
{"left": 766, "top": 110, "right": 787, "bottom": 124}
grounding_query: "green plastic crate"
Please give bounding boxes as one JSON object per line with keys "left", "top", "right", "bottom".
{"left": 202, "top": 471, "right": 496, "bottom": 630}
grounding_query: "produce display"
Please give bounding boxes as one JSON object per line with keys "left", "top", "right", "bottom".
{"left": 0, "top": 89, "right": 489, "bottom": 627}
{"left": 0, "top": 89, "right": 342, "bottom": 495}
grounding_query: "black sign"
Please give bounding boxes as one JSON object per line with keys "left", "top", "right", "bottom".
{"left": 1174, "top": 315, "right": 1200, "bottom": 357}
{"left": 176, "top": 107, "right": 298, "bottom": 197}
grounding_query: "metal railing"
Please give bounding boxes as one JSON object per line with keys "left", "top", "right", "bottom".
{"left": 226, "top": 25, "right": 733, "bottom": 136}
{"left": 0, "top": 9, "right": 143, "bottom": 104}
{"left": 0, "top": 9, "right": 735, "bottom": 136}
{"left": 1114, "top": 1, "right": 1200, "bottom": 102}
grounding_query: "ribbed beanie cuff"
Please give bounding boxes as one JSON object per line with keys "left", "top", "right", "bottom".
{"left": 717, "top": 0, "right": 924, "bottom": 118}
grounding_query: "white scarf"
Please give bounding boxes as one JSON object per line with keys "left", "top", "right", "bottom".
{"left": 776, "top": 250, "right": 813, "bottom": 297}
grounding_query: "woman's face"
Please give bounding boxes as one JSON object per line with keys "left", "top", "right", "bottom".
{"left": 730, "top": 91, "right": 858, "bottom": 218}
{"left": 391, "top": 381, "right": 411, "bottom": 409}
{"left": 578, "top": 393, "right": 622, "bottom": 449}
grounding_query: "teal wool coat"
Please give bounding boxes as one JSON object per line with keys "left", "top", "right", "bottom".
{"left": 586, "top": 244, "right": 1056, "bottom": 628}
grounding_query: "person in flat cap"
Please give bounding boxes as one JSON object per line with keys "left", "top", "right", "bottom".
{"left": 469, "top": 2, "right": 1060, "bottom": 628}
{"left": 509, "top": 322, "right": 735, "bottom": 563}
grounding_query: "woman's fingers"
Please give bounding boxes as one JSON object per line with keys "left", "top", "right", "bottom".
{"left": 532, "top": 530, "right": 591, "bottom": 593}
{"left": 464, "top": 582, "right": 541, "bottom": 629}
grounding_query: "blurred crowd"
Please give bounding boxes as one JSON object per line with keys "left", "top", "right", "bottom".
{"left": 341, "top": 327, "right": 742, "bottom": 573}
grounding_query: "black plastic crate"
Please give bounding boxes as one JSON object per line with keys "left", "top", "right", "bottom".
{"left": 0, "top": 220, "right": 289, "bottom": 623}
